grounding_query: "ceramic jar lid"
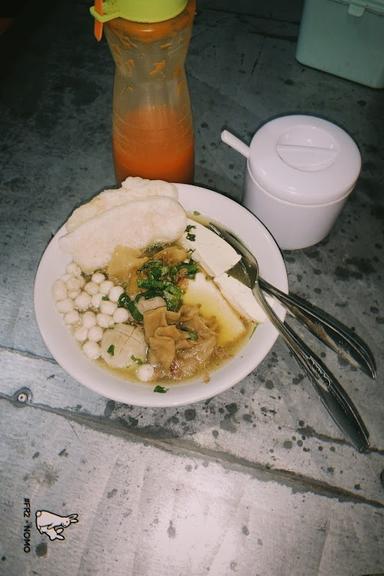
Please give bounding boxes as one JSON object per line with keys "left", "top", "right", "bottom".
{"left": 248, "top": 115, "right": 361, "bottom": 206}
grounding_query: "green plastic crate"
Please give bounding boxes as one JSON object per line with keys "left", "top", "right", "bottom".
{"left": 296, "top": 0, "right": 384, "bottom": 88}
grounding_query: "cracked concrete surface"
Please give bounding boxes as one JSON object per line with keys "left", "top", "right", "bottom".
{"left": 0, "top": 0, "right": 383, "bottom": 574}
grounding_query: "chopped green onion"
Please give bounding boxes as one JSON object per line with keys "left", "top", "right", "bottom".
{"left": 185, "top": 224, "right": 196, "bottom": 241}
{"left": 140, "top": 260, "right": 165, "bottom": 279}
{"left": 118, "top": 293, "right": 143, "bottom": 322}
{"left": 178, "top": 324, "right": 198, "bottom": 341}
{"left": 107, "top": 344, "right": 115, "bottom": 356}
{"left": 135, "top": 288, "right": 164, "bottom": 302}
{"left": 176, "top": 260, "right": 198, "bottom": 278}
{"left": 131, "top": 355, "right": 144, "bottom": 365}
{"left": 137, "top": 278, "right": 167, "bottom": 290}
{"left": 153, "top": 385, "right": 168, "bottom": 393}
{"left": 136, "top": 253, "right": 198, "bottom": 312}
{"left": 187, "top": 330, "right": 198, "bottom": 341}
{"left": 163, "top": 283, "right": 183, "bottom": 311}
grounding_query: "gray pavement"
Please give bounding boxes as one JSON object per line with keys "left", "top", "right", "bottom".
{"left": 0, "top": 1, "right": 383, "bottom": 575}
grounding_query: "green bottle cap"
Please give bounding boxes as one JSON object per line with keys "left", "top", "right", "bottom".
{"left": 90, "top": 0, "right": 188, "bottom": 24}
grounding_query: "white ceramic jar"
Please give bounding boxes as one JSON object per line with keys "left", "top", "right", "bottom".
{"left": 221, "top": 115, "right": 361, "bottom": 250}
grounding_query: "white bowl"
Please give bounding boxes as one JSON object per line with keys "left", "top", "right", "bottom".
{"left": 34, "top": 183, "right": 288, "bottom": 407}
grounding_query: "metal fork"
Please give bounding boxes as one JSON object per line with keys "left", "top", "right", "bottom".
{"left": 208, "top": 223, "right": 370, "bottom": 452}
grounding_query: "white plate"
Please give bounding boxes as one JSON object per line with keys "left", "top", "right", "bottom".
{"left": 34, "top": 184, "right": 288, "bottom": 407}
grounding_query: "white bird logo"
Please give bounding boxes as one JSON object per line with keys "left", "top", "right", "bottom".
{"left": 35, "top": 510, "right": 79, "bottom": 541}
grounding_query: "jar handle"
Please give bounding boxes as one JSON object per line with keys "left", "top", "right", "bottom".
{"left": 221, "top": 130, "right": 250, "bottom": 159}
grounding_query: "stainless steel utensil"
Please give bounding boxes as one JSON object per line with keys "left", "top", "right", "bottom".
{"left": 208, "top": 223, "right": 370, "bottom": 452}
{"left": 259, "top": 277, "right": 376, "bottom": 379}
{"left": 205, "top": 221, "right": 375, "bottom": 377}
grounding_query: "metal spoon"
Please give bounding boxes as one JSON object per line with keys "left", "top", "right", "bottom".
{"left": 208, "top": 223, "right": 370, "bottom": 452}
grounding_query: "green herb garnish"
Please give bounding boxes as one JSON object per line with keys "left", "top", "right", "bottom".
{"left": 140, "top": 259, "right": 167, "bottom": 279}
{"left": 131, "top": 355, "right": 144, "bottom": 365}
{"left": 162, "top": 283, "right": 183, "bottom": 311}
{"left": 187, "top": 330, "right": 198, "bottom": 341}
{"left": 137, "top": 278, "right": 167, "bottom": 290}
{"left": 135, "top": 256, "right": 198, "bottom": 312}
{"left": 153, "top": 385, "right": 168, "bottom": 393}
{"left": 178, "top": 323, "right": 199, "bottom": 341}
{"left": 176, "top": 260, "right": 198, "bottom": 278}
{"left": 135, "top": 288, "right": 164, "bottom": 302}
{"left": 107, "top": 344, "right": 115, "bottom": 356}
{"left": 185, "top": 224, "right": 196, "bottom": 241}
{"left": 118, "top": 292, "right": 143, "bottom": 322}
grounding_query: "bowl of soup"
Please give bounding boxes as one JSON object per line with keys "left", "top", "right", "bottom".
{"left": 34, "top": 180, "right": 288, "bottom": 407}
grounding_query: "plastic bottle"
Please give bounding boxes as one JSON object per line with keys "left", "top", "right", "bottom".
{"left": 91, "top": 0, "right": 195, "bottom": 184}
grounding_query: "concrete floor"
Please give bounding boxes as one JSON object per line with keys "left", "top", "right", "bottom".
{"left": 0, "top": 1, "right": 383, "bottom": 575}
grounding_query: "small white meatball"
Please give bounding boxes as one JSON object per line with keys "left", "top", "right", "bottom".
{"left": 136, "top": 364, "right": 155, "bottom": 382}
{"left": 84, "top": 281, "right": 99, "bottom": 296}
{"left": 66, "top": 262, "right": 82, "bottom": 277}
{"left": 91, "top": 272, "right": 105, "bottom": 284}
{"left": 64, "top": 310, "right": 80, "bottom": 325}
{"left": 74, "top": 325, "right": 88, "bottom": 342}
{"left": 60, "top": 273, "right": 72, "bottom": 283}
{"left": 88, "top": 325, "right": 103, "bottom": 342}
{"left": 53, "top": 279, "right": 67, "bottom": 301}
{"left": 97, "top": 313, "right": 114, "bottom": 328}
{"left": 68, "top": 289, "right": 80, "bottom": 300}
{"left": 91, "top": 293, "right": 103, "bottom": 309}
{"left": 100, "top": 300, "right": 117, "bottom": 315}
{"left": 109, "top": 285, "right": 124, "bottom": 303}
{"left": 74, "top": 292, "right": 91, "bottom": 311}
{"left": 56, "top": 298, "right": 74, "bottom": 314}
{"left": 82, "top": 310, "right": 97, "bottom": 329}
{"left": 113, "top": 308, "right": 130, "bottom": 323}
{"left": 83, "top": 340, "right": 101, "bottom": 360}
{"left": 99, "top": 280, "right": 114, "bottom": 296}
{"left": 66, "top": 277, "right": 82, "bottom": 292}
